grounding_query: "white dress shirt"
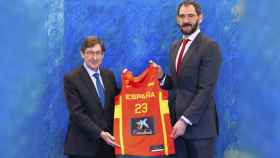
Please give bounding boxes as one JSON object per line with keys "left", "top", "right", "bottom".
{"left": 83, "top": 62, "right": 105, "bottom": 97}
{"left": 175, "top": 28, "right": 201, "bottom": 70}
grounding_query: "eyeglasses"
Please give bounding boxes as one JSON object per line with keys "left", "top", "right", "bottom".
{"left": 85, "top": 50, "right": 104, "bottom": 56}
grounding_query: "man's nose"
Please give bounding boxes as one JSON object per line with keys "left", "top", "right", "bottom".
{"left": 182, "top": 16, "right": 190, "bottom": 23}
{"left": 93, "top": 54, "right": 98, "bottom": 60}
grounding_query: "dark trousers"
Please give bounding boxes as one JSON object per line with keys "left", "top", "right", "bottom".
{"left": 68, "top": 140, "right": 115, "bottom": 158}
{"left": 175, "top": 137, "right": 215, "bottom": 158}
{"left": 117, "top": 156, "right": 174, "bottom": 158}
{"left": 68, "top": 156, "right": 94, "bottom": 158}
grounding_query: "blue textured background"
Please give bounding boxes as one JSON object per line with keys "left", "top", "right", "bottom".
{"left": 1, "top": 0, "right": 279, "bottom": 158}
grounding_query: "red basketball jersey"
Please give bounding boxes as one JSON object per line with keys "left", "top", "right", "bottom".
{"left": 114, "top": 65, "right": 175, "bottom": 156}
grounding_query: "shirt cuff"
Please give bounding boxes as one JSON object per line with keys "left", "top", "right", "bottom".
{"left": 159, "top": 74, "right": 166, "bottom": 86}
{"left": 180, "top": 116, "right": 192, "bottom": 126}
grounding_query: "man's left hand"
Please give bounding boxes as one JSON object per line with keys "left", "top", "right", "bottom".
{"left": 100, "top": 131, "right": 120, "bottom": 147}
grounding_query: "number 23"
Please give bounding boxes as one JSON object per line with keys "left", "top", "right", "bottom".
{"left": 135, "top": 103, "right": 148, "bottom": 114}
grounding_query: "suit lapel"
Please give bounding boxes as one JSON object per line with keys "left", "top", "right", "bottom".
{"left": 171, "top": 41, "right": 182, "bottom": 75}
{"left": 183, "top": 33, "right": 201, "bottom": 64}
{"left": 79, "top": 66, "right": 104, "bottom": 110}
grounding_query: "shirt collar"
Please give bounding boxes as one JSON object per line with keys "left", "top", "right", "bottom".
{"left": 183, "top": 28, "right": 200, "bottom": 41}
{"left": 83, "top": 62, "right": 100, "bottom": 77}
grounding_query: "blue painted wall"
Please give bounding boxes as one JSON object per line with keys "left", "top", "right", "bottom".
{"left": 1, "top": 0, "right": 279, "bottom": 158}
{"left": 0, "top": 0, "right": 65, "bottom": 158}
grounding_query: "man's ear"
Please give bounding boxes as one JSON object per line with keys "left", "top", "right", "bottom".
{"left": 199, "top": 14, "right": 203, "bottom": 24}
{"left": 176, "top": 16, "right": 180, "bottom": 25}
{"left": 80, "top": 51, "right": 85, "bottom": 59}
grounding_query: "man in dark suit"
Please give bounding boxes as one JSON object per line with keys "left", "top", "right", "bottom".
{"left": 153, "top": 1, "right": 221, "bottom": 158}
{"left": 63, "top": 36, "right": 119, "bottom": 158}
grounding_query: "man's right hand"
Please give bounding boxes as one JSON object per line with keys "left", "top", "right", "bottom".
{"left": 171, "top": 119, "right": 187, "bottom": 139}
{"left": 149, "top": 60, "right": 164, "bottom": 79}
{"left": 100, "top": 131, "right": 120, "bottom": 147}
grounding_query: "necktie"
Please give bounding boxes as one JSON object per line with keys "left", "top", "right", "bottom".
{"left": 93, "top": 73, "right": 105, "bottom": 107}
{"left": 176, "top": 39, "right": 190, "bottom": 73}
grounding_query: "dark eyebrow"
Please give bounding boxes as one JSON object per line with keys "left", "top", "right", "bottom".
{"left": 178, "top": 13, "right": 197, "bottom": 17}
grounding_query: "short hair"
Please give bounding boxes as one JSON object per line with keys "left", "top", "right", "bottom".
{"left": 80, "top": 36, "right": 105, "bottom": 53}
{"left": 177, "top": 0, "right": 202, "bottom": 16}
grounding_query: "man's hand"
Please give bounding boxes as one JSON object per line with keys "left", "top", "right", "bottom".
{"left": 100, "top": 131, "right": 120, "bottom": 147}
{"left": 149, "top": 60, "right": 164, "bottom": 79}
{"left": 171, "top": 119, "right": 187, "bottom": 139}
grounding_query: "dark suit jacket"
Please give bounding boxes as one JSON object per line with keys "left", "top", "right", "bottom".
{"left": 163, "top": 33, "right": 221, "bottom": 139}
{"left": 63, "top": 65, "right": 118, "bottom": 156}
